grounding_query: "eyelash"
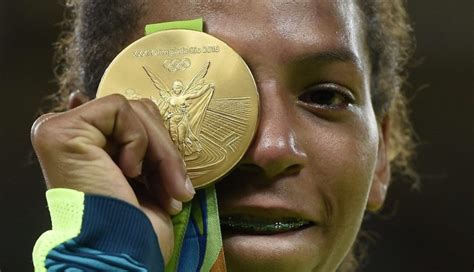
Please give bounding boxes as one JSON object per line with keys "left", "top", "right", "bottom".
{"left": 298, "top": 83, "right": 355, "bottom": 110}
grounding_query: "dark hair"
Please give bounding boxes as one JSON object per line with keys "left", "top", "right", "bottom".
{"left": 357, "top": 0, "right": 416, "bottom": 179}
{"left": 46, "top": 1, "right": 415, "bottom": 270}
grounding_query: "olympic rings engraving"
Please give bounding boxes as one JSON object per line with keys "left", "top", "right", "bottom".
{"left": 163, "top": 58, "right": 192, "bottom": 72}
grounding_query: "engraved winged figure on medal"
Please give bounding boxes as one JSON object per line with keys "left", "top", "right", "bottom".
{"left": 143, "top": 62, "right": 215, "bottom": 158}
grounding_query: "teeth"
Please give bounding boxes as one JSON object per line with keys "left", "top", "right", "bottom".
{"left": 220, "top": 216, "right": 311, "bottom": 234}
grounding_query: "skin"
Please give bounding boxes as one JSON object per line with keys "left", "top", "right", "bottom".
{"left": 31, "top": 0, "right": 390, "bottom": 271}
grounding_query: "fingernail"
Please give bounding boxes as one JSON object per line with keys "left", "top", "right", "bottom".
{"left": 170, "top": 198, "right": 182, "bottom": 214}
{"left": 185, "top": 176, "right": 195, "bottom": 196}
{"left": 135, "top": 161, "right": 143, "bottom": 176}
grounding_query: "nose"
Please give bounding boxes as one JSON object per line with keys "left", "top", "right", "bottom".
{"left": 240, "top": 80, "right": 308, "bottom": 178}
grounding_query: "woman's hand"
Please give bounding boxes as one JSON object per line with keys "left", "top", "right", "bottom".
{"left": 31, "top": 94, "right": 195, "bottom": 263}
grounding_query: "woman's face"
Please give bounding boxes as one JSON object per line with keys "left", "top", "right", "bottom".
{"left": 144, "top": 1, "right": 390, "bottom": 271}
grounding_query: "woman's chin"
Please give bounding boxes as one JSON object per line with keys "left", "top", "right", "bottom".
{"left": 222, "top": 225, "right": 323, "bottom": 272}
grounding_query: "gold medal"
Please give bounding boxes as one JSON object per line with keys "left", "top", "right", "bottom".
{"left": 97, "top": 29, "right": 259, "bottom": 188}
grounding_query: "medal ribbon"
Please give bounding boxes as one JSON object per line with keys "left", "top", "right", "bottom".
{"left": 145, "top": 18, "right": 226, "bottom": 272}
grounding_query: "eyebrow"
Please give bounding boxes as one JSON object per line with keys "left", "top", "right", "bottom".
{"left": 293, "top": 48, "right": 364, "bottom": 72}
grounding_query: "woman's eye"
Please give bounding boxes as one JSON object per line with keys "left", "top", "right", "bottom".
{"left": 298, "top": 85, "right": 354, "bottom": 109}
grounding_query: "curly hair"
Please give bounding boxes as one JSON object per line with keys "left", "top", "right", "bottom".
{"left": 45, "top": 0, "right": 415, "bottom": 270}
{"left": 358, "top": 0, "right": 416, "bottom": 180}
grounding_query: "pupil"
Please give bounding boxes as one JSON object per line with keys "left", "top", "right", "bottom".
{"left": 311, "top": 91, "right": 334, "bottom": 105}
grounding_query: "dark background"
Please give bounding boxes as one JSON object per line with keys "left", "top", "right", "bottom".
{"left": 0, "top": 1, "right": 472, "bottom": 271}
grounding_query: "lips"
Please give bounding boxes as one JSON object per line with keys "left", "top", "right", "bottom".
{"left": 220, "top": 214, "right": 315, "bottom": 235}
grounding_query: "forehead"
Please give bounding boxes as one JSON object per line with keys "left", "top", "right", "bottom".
{"left": 144, "top": 1, "right": 366, "bottom": 62}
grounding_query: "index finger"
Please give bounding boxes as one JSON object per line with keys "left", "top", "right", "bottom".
{"left": 130, "top": 99, "right": 195, "bottom": 202}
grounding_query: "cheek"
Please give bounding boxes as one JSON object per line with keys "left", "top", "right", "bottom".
{"left": 298, "top": 112, "right": 378, "bottom": 261}
{"left": 331, "top": 124, "right": 378, "bottom": 218}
